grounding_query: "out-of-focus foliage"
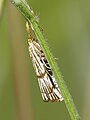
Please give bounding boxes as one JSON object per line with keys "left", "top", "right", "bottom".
{"left": 0, "top": 0, "right": 6, "bottom": 19}
{"left": 0, "top": 0, "right": 90, "bottom": 120}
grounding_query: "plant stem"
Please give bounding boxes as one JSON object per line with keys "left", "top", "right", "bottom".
{"left": 11, "top": 0, "right": 80, "bottom": 119}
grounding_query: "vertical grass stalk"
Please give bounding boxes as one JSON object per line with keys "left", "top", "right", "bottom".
{"left": 11, "top": 0, "right": 80, "bottom": 119}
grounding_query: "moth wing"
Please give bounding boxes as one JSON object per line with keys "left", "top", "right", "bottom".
{"left": 38, "top": 73, "right": 63, "bottom": 102}
{"left": 28, "top": 40, "right": 63, "bottom": 102}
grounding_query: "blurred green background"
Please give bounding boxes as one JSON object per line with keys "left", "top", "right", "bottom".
{"left": 0, "top": 0, "right": 90, "bottom": 120}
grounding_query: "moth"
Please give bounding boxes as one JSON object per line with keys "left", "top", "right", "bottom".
{"left": 26, "top": 22, "right": 63, "bottom": 102}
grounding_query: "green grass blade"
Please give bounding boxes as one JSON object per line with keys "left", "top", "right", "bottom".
{"left": 11, "top": 0, "right": 80, "bottom": 119}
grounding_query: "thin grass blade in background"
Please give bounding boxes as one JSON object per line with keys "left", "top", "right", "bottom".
{"left": 0, "top": 0, "right": 6, "bottom": 20}
{"left": 7, "top": 1, "right": 32, "bottom": 120}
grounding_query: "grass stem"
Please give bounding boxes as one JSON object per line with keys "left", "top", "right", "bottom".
{"left": 11, "top": 0, "right": 80, "bottom": 119}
